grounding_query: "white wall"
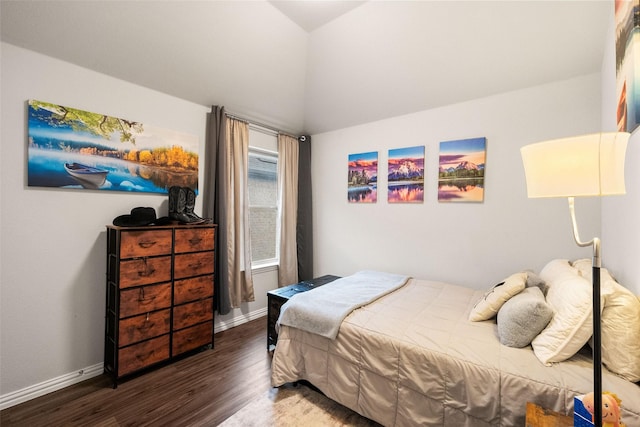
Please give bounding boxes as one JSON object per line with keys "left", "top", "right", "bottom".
{"left": 311, "top": 74, "right": 604, "bottom": 289}
{"left": 0, "top": 42, "right": 209, "bottom": 399}
{"left": 0, "top": 43, "right": 273, "bottom": 408}
{"left": 601, "top": 7, "right": 640, "bottom": 295}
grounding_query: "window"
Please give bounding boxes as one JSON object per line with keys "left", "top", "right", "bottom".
{"left": 247, "top": 138, "right": 278, "bottom": 267}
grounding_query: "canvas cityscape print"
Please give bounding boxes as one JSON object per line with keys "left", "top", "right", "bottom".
{"left": 388, "top": 145, "right": 424, "bottom": 203}
{"left": 438, "top": 137, "right": 486, "bottom": 202}
{"left": 27, "top": 100, "right": 199, "bottom": 193}
{"left": 348, "top": 151, "right": 378, "bottom": 203}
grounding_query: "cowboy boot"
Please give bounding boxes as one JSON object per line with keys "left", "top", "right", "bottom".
{"left": 184, "top": 187, "right": 207, "bottom": 223}
{"left": 168, "top": 186, "right": 178, "bottom": 218}
{"left": 169, "top": 186, "right": 191, "bottom": 223}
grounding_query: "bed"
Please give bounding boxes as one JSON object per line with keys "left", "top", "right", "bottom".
{"left": 270, "top": 263, "right": 640, "bottom": 426}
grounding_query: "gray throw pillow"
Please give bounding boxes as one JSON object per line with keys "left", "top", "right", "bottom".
{"left": 497, "top": 286, "right": 553, "bottom": 348}
{"left": 525, "top": 271, "right": 548, "bottom": 295}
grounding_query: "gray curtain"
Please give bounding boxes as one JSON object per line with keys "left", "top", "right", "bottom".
{"left": 204, "top": 105, "right": 231, "bottom": 314}
{"left": 297, "top": 135, "right": 313, "bottom": 281}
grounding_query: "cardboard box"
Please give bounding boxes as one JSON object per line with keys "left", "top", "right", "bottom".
{"left": 574, "top": 395, "right": 595, "bottom": 427}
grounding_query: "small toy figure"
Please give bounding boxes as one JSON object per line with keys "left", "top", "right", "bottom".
{"left": 582, "top": 391, "right": 626, "bottom": 427}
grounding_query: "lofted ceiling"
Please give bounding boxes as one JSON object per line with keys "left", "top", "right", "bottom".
{"left": 0, "top": 1, "right": 612, "bottom": 135}
{"left": 269, "top": 0, "right": 367, "bottom": 32}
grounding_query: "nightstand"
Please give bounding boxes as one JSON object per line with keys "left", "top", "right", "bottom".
{"left": 525, "top": 402, "right": 573, "bottom": 427}
{"left": 267, "top": 275, "right": 340, "bottom": 351}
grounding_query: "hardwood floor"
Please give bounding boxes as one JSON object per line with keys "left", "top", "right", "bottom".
{"left": 0, "top": 317, "right": 272, "bottom": 426}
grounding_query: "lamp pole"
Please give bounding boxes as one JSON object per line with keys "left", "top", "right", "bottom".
{"left": 569, "top": 197, "right": 602, "bottom": 427}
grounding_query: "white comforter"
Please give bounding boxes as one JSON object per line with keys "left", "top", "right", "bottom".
{"left": 271, "top": 278, "right": 640, "bottom": 426}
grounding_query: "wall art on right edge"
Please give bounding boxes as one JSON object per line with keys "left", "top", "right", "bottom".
{"left": 615, "top": 0, "right": 640, "bottom": 133}
{"left": 348, "top": 151, "right": 378, "bottom": 203}
{"left": 438, "top": 137, "right": 486, "bottom": 203}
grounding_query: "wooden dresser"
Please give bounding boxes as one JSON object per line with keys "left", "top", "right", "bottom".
{"left": 104, "top": 223, "right": 216, "bottom": 385}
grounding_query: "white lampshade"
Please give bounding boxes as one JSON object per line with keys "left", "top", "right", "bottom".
{"left": 520, "top": 132, "right": 629, "bottom": 198}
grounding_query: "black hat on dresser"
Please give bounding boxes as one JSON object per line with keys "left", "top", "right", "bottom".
{"left": 113, "top": 207, "right": 170, "bottom": 227}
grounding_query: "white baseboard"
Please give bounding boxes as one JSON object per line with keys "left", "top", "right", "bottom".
{"left": 214, "top": 307, "right": 267, "bottom": 333}
{"left": 0, "top": 309, "right": 267, "bottom": 411}
{"left": 0, "top": 362, "right": 104, "bottom": 411}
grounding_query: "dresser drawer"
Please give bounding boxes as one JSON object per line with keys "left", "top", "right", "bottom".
{"left": 172, "top": 321, "right": 212, "bottom": 356}
{"left": 119, "top": 230, "right": 172, "bottom": 258}
{"left": 118, "top": 334, "right": 170, "bottom": 376}
{"left": 118, "top": 308, "right": 170, "bottom": 347}
{"left": 119, "top": 256, "right": 172, "bottom": 288}
{"left": 174, "top": 275, "right": 213, "bottom": 305}
{"left": 174, "top": 228, "right": 215, "bottom": 253}
{"left": 120, "top": 283, "right": 172, "bottom": 318}
{"left": 173, "top": 299, "right": 213, "bottom": 331}
{"left": 174, "top": 252, "right": 214, "bottom": 279}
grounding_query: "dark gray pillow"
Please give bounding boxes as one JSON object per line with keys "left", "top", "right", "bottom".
{"left": 497, "top": 286, "right": 553, "bottom": 348}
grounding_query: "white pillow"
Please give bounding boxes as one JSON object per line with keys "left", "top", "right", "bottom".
{"left": 531, "top": 259, "right": 593, "bottom": 365}
{"left": 469, "top": 272, "right": 526, "bottom": 321}
{"left": 572, "top": 259, "right": 640, "bottom": 382}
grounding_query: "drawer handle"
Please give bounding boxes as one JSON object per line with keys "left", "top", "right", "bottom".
{"left": 188, "top": 261, "right": 203, "bottom": 269}
{"left": 138, "top": 240, "right": 157, "bottom": 249}
{"left": 137, "top": 258, "right": 156, "bottom": 277}
{"left": 135, "top": 349, "right": 156, "bottom": 361}
{"left": 137, "top": 321, "right": 153, "bottom": 331}
{"left": 188, "top": 237, "right": 202, "bottom": 246}
{"left": 138, "top": 267, "right": 156, "bottom": 277}
{"left": 138, "top": 288, "right": 157, "bottom": 304}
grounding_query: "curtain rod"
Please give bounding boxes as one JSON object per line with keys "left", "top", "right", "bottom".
{"left": 224, "top": 112, "right": 298, "bottom": 139}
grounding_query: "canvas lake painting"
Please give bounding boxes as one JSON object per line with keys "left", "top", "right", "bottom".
{"left": 27, "top": 100, "right": 199, "bottom": 193}
{"left": 615, "top": 0, "right": 640, "bottom": 133}
{"left": 348, "top": 151, "right": 378, "bottom": 203}
{"left": 438, "top": 137, "right": 486, "bottom": 202}
{"left": 388, "top": 145, "right": 424, "bottom": 203}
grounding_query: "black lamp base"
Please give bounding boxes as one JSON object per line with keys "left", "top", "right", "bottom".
{"left": 592, "top": 265, "right": 602, "bottom": 427}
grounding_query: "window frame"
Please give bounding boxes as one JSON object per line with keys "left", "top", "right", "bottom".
{"left": 247, "top": 144, "right": 279, "bottom": 270}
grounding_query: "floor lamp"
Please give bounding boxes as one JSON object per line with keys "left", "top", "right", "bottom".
{"left": 520, "top": 131, "right": 629, "bottom": 427}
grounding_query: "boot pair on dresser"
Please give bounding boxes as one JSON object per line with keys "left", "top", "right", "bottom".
{"left": 168, "top": 186, "right": 209, "bottom": 224}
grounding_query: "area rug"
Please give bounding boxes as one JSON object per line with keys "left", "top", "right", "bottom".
{"left": 218, "top": 384, "right": 380, "bottom": 426}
